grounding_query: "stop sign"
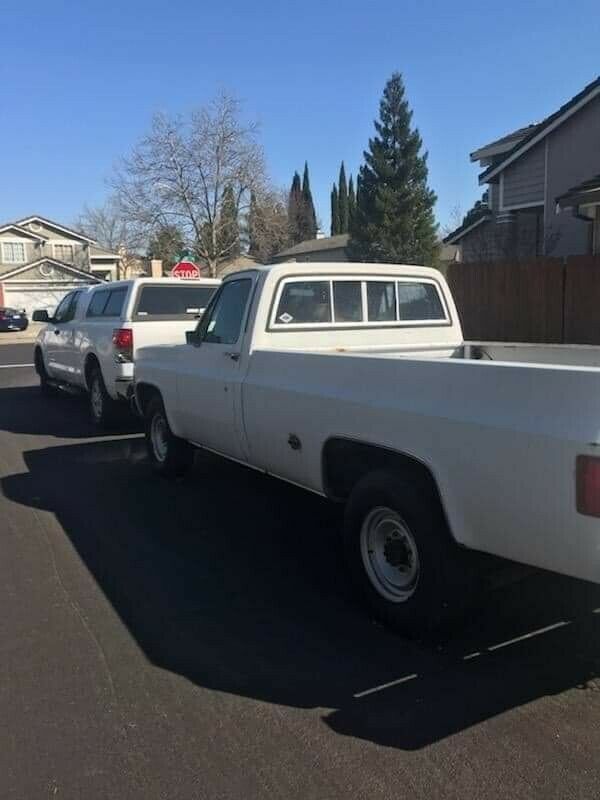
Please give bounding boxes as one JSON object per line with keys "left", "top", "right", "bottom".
{"left": 171, "top": 260, "right": 201, "bottom": 279}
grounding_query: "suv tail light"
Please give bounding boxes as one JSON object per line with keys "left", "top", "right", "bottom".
{"left": 576, "top": 455, "right": 600, "bottom": 517}
{"left": 112, "top": 328, "right": 133, "bottom": 363}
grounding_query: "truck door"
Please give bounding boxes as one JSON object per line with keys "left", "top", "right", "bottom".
{"left": 176, "top": 277, "right": 254, "bottom": 461}
{"left": 45, "top": 292, "right": 78, "bottom": 379}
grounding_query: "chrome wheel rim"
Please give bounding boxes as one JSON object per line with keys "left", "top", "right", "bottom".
{"left": 90, "top": 378, "right": 103, "bottom": 420}
{"left": 360, "top": 506, "right": 420, "bottom": 602}
{"left": 150, "top": 413, "right": 168, "bottom": 462}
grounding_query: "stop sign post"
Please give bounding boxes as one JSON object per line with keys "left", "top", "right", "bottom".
{"left": 171, "top": 260, "right": 201, "bottom": 279}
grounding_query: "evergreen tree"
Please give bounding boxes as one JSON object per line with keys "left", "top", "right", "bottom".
{"left": 288, "top": 165, "right": 317, "bottom": 244}
{"left": 147, "top": 223, "right": 186, "bottom": 273}
{"left": 348, "top": 175, "right": 356, "bottom": 228}
{"left": 348, "top": 72, "right": 438, "bottom": 264}
{"left": 288, "top": 171, "right": 303, "bottom": 245}
{"left": 330, "top": 184, "right": 339, "bottom": 235}
{"left": 302, "top": 162, "right": 317, "bottom": 238}
{"left": 218, "top": 184, "right": 240, "bottom": 258}
{"left": 338, "top": 162, "right": 349, "bottom": 233}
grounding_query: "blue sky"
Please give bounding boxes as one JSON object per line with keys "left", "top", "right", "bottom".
{"left": 2, "top": 0, "right": 599, "bottom": 237}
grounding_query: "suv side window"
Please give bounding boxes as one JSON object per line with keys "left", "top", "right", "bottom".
{"left": 201, "top": 279, "right": 252, "bottom": 345}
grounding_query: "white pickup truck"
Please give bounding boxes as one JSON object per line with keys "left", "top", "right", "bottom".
{"left": 33, "top": 277, "right": 219, "bottom": 426}
{"left": 134, "top": 262, "right": 600, "bottom": 634}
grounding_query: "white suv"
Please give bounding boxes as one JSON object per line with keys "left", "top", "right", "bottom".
{"left": 33, "top": 277, "right": 220, "bottom": 426}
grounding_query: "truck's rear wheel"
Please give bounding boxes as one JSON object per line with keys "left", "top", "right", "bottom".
{"left": 145, "top": 395, "right": 193, "bottom": 477}
{"left": 89, "top": 366, "right": 117, "bottom": 429}
{"left": 344, "top": 470, "right": 476, "bottom": 637}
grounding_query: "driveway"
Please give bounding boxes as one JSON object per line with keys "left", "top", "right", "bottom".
{"left": 1, "top": 346, "right": 600, "bottom": 799}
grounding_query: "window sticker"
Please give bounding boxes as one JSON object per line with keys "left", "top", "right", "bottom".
{"left": 279, "top": 312, "right": 293, "bottom": 324}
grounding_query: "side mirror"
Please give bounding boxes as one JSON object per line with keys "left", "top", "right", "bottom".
{"left": 186, "top": 330, "right": 201, "bottom": 346}
{"left": 32, "top": 309, "right": 51, "bottom": 323}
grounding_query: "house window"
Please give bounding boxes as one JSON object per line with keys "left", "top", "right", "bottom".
{"left": 2, "top": 242, "right": 26, "bottom": 263}
{"left": 54, "top": 243, "right": 74, "bottom": 262}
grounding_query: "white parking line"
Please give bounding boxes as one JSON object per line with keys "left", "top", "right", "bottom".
{"left": 0, "top": 363, "right": 34, "bottom": 369}
{"left": 353, "top": 673, "right": 418, "bottom": 698}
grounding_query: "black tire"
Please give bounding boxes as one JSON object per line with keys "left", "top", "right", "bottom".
{"left": 34, "top": 348, "right": 54, "bottom": 396}
{"left": 144, "top": 395, "right": 193, "bottom": 477}
{"left": 344, "top": 470, "right": 478, "bottom": 637}
{"left": 88, "top": 366, "right": 118, "bottom": 428}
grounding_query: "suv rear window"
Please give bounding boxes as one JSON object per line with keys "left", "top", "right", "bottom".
{"left": 133, "top": 285, "right": 217, "bottom": 320}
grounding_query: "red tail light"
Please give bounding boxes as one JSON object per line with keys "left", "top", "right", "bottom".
{"left": 112, "top": 328, "right": 133, "bottom": 362}
{"left": 576, "top": 455, "right": 600, "bottom": 517}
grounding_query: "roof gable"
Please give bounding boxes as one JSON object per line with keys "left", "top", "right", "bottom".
{"left": 0, "top": 258, "right": 104, "bottom": 282}
{"left": 14, "top": 216, "right": 97, "bottom": 244}
{"left": 0, "top": 223, "right": 46, "bottom": 241}
{"left": 479, "top": 76, "right": 600, "bottom": 184}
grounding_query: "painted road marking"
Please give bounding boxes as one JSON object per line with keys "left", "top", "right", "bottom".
{"left": 354, "top": 673, "right": 419, "bottom": 698}
{"left": 0, "top": 363, "right": 34, "bottom": 369}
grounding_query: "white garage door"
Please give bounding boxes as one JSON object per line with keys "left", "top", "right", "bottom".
{"left": 4, "top": 286, "right": 81, "bottom": 316}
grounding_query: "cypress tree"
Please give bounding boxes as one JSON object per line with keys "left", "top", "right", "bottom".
{"left": 338, "top": 162, "right": 349, "bottom": 233}
{"left": 348, "top": 72, "right": 438, "bottom": 264}
{"left": 330, "top": 184, "right": 339, "bottom": 235}
{"left": 218, "top": 184, "right": 240, "bottom": 258}
{"left": 302, "top": 161, "right": 317, "bottom": 239}
{"left": 288, "top": 171, "right": 304, "bottom": 245}
{"left": 348, "top": 175, "right": 356, "bottom": 227}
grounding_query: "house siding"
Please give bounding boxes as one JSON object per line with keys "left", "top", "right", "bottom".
{"left": 501, "top": 143, "right": 545, "bottom": 208}
{"left": 546, "top": 94, "right": 600, "bottom": 257}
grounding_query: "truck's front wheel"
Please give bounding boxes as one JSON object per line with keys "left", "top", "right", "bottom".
{"left": 145, "top": 395, "right": 193, "bottom": 477}
{"left": 344, "top": 470, "right": 476, "bottom": 637}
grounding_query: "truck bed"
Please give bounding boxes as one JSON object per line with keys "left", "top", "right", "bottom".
{"left": 296, "top": 341, "right": 600, "bottom": 369}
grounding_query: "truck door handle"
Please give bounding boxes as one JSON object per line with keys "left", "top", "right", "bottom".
{"left": 224, "top": 352, "right": 240, "bottom": 362}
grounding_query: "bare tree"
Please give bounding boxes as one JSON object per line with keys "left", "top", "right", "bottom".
{"left": 76, "top": 199, "right": 144, "bottom": 278}
{"left": 247, "top": 187, "right": 290, "bottom": 262}
{"left": 441, "top": 204, "right": 463, "bottom": 239}
{"left": 113, "top": 92, "right": 269, "bottom": 277}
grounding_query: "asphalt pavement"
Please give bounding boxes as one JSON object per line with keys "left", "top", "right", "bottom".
{"left": 1, "top": 344, "right": 600, "bottom": 799}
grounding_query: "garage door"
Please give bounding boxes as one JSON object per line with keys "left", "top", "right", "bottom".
{"left": 4, "top": 286, "right": 78, "bottom": 316}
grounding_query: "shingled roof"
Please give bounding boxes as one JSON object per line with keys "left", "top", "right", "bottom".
{"left": 479, "top": 76, "right": 600, "bottom": 184}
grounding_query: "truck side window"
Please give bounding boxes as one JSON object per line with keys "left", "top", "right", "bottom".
{"left": 86, "top": 289, "right": 110, "bottom": 317}
{"left": 276, "top": 281, "right": 331, "bottom": 324}
{"left": 397, "top": 282, "right": 446, "bottom": 321}
{"left": 367, "top": 282, "right": 396, "bottom": 321}
{"left": 102, "top": 287, "right": 127, "bottom": 317}
{"left": 53, "top": 293, "right": 74, "bottom": 323}
{"left": 203, "top": 279, "right": 252, "bottom": 345}
{"left": 333, "top": 281, "right": 363, "bottom": 322}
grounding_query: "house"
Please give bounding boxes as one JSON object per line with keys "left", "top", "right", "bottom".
{"left": 444, "top": 77, "right": 600, "bottom": 261}
{"left": 272, "top": 233, "right": 459, "bottom": 270}
{"left": 272, "top": 234, "right": 350, "bottom": 263}
{"left": 0, "top": 215, "right": 122, "bottom": 314}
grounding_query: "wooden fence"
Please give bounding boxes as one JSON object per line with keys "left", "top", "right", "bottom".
{"left": 446, "top": 255, "right": 600, "bottom": 344}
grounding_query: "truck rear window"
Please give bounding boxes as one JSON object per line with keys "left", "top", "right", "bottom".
{"left": 133, "top": 285, "right": 217, "bottom": 320}
{"left": 272, "top": 277, "right": 448, "bottom": 328}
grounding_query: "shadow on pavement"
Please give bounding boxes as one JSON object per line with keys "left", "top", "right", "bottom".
{"left": 3, "top": 437, "right": 600, "bottom": 751}
{"left": 0, "top": 385, "right": 141, "bottom": 438}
